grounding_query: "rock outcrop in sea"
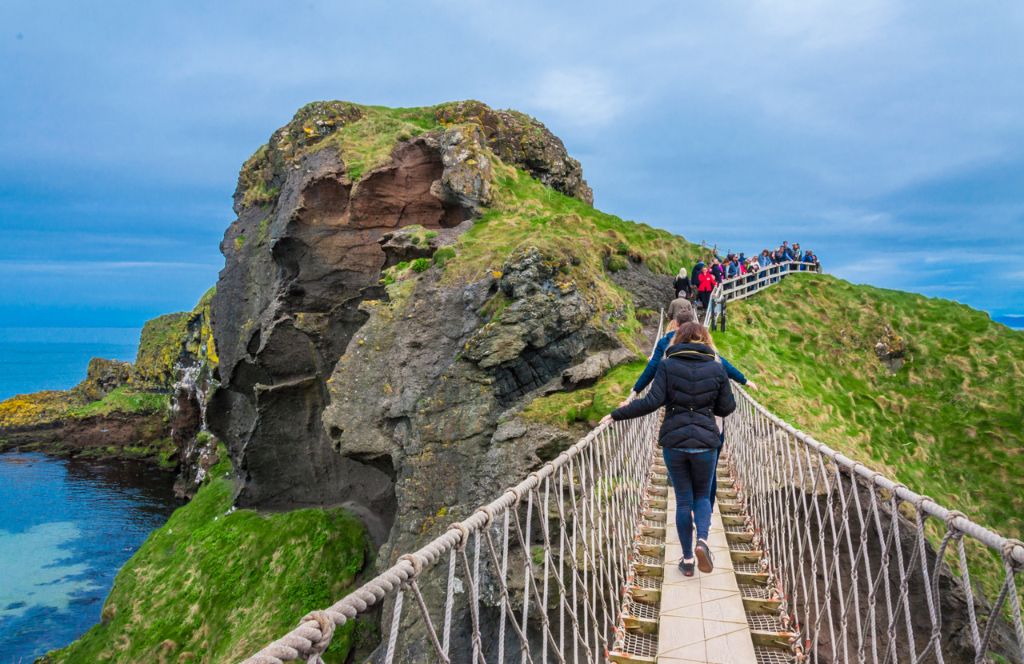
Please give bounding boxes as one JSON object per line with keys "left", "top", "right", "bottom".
{"left": 0, "top": 289, "right": 219, "bottom": 486}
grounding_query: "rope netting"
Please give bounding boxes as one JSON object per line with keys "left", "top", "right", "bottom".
{"left": 727, "top": 388, "right": 1024, "bottom": 664}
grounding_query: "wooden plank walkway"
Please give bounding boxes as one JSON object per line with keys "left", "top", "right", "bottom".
{"left": 656, "top": 498, "right": 757, "bottom": 663}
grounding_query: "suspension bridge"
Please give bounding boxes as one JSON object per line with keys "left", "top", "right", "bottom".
{"left": 243, "top": 262, "right": 1024, "bottom": 664}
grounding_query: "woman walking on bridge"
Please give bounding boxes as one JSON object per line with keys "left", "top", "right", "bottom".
{"left": 602, "top": 322, "right": 736, "bottom": 576}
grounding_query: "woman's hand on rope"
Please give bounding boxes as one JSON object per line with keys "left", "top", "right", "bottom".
{"left": 599, "top": 414, "right": 614, "bottom": 426}
{"left": 746, "top": 380, "right": 758, "bottom": 390}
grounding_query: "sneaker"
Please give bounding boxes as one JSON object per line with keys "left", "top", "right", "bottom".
{"left": 679, "top": 558, "right": 695, "bottom": 577}
{"left": 695, "top": 539, "right": 714, "bottom": 573}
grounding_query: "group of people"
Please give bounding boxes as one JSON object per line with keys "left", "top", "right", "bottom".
{"left": 595, "top": 242, "right": 822, "bottom": 576}
{"left": 600, "top": 298, "right": 756, "bottom": 577}
{"left": 672, "top": 241, "right": 820, "bottom": 311}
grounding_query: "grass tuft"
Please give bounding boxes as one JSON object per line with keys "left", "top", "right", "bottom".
{"left": 523, "top": 361, "right": 647, "bottom": 428}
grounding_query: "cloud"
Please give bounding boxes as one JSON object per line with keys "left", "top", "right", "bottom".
{"left": 531, "top": 68, "right": 625, "bottom": 128}
{"left": 0, "top": 260, "right": 218, "bottom": 275}
{"left": 746, "top": 0, "right": 898, "bottom": 51}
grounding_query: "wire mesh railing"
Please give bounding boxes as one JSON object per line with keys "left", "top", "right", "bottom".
{"left": 242, "top": 317, "right": 666, "bottom": 664}
{"left": 727, "top": 386, "right": 1024, "bottom": 664}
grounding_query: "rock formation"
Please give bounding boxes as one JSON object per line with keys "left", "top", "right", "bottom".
{"left": 204, "top": 100, "right": 680, "bottom": 655}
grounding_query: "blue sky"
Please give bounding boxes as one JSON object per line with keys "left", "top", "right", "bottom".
{"left": 1, "top": 0, "right": 1022, "bottom": 327}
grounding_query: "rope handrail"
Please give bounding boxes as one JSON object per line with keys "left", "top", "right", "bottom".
{"left": 735, "top": 385, "right": 1024, "bottom": 564}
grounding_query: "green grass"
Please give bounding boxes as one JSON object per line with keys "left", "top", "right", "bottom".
{"left": 712, "top": 271, "right": 1023, "bottom": 611}
{"left": 311, "top": 105, "right": 444, "bottom": 181}
{"left": 66, "top": 386, "right": 168, "bottom": 419}
{"left": 450, "top": 167, "right": 701, "bottom": 279}
{"left": 46, "top": 453, "right": 369, "bottom": 663}
{"left": 714, "top": 273, "right": 1024, "bottom": 538}
{"left": 523, "top": 360, "right": 647, "bottom": 428}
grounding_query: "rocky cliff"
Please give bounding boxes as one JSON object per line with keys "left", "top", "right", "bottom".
{"left": 208, "top": 100, "right": 695, "bottom": 523}
{"left": 43, "top": 100, "right": 702, "bottom": 663}
{"left": 203, "top": 99, "right": 700, "bottom": 656}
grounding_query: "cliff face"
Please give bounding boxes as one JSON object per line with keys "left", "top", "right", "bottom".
{"left": 205, "top": 99, "right": 699, "bottom": 655}
{"left": 207, "top": 102, "right": 602, "bottom": 524}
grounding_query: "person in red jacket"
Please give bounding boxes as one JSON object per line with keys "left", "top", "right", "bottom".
{"left": 697, "top": 265, "right": 716, "bottom": 311}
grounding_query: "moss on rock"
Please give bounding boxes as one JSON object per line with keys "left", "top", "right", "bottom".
{"left": 0, "top": 390, "right": 79, "bottom": 428}
{"left": 523, "top": 360, "right": 646, "bottom": 428}
{"left": 133, "top": 312, "right": 190, "bottom": 387}
{"left": 65, "top": 386, "right": 167, "bottom": 419}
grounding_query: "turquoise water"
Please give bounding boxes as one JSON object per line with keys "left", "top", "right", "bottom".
{"left": 0, "top": 328, "right": 180, "bottom": 660}
{"left": 0, "top": 327, "right": 140, "bottom": 401}
{"left": 0, "top": 453, "right": 180, "bottom": 661}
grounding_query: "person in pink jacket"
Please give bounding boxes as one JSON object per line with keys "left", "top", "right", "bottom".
{"left": 697, "top": 266, "right": 716, "bottom": 311}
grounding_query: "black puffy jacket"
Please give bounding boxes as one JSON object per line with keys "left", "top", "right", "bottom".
{"left": 611, "top": 342, "right": 736, "bottom": 450}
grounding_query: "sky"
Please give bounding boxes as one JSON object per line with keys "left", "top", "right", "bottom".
{"left": 1, "top": 0, "right": 1023, "bottom": 328}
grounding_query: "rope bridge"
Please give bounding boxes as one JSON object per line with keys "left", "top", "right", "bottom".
{"left": 242, "top": 266, "right": 1023, "bottom": 664}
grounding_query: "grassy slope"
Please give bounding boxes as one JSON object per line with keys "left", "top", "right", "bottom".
{"left": 375, "top": 164, "right": 701, "bottom": 358}
{"left": 713, "top": 273, "right": 1024, "bottom": 539}
{"left": 47, "top": 455, "right": 369, "bottom": 664}
{"left": 523, "top": 360, "right": 647, "bottom": 427}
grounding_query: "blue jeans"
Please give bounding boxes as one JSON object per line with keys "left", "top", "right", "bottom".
{"left": 662, "top": 447, "right": 716, "bottom": 559}
{"left": 709, "top": 447, "right": 720, "bottom": 509}
{"left": 710, "top": 427, "right": 725, "bottom": 509}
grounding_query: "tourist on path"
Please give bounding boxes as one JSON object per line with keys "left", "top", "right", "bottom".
{"left": 690, "top": 260, "right": 705, "bottom": 293}
{"left": 602, "top": 322, "right": 736, "bottom": 576}
{"left": 697, "top": 266, "right": 716, "bottom": 312}
{"left": 628, "top": 305, "right": 757, "bottom": 509}
{"left": 667, "top": 295, "right": 693, "bottom": 322}
{"left": 673, "top": 268, "right": 690, "bottom": 298}
{"left": 711, "top": 258, "right": 725, "bottom": 284}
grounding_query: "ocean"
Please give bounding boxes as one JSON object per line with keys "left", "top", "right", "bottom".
{"left": 0, "top": 327, "right": 140, "bottom": 401}
{"left": 0, "top": 327, "right": 181, "bottom": 660}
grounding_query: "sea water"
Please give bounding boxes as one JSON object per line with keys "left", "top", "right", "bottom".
{"left": 0, "top": 327, "right": 181, "bottom": 660}
{"left": 0, "top": 453, "right": 180, "bottom": 660}
{"left": 0, "top": 327, "right": 140, "bottom": 401}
